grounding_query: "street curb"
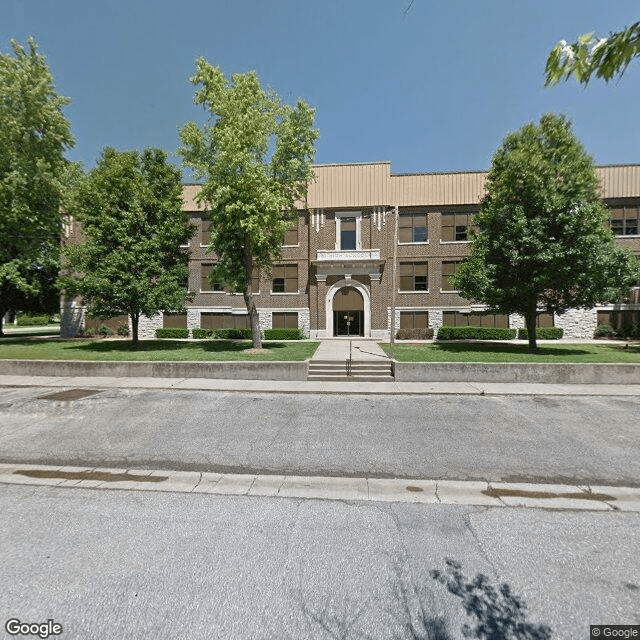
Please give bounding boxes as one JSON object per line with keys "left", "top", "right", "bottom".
{"left": 1, "top": 463, "right": 638, "bottom": 511}
{"left": 2, "top": 375, "right": 640, "bottom": 396}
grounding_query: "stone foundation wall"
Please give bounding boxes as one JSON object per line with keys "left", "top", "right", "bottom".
{"left": 555, "top": 308, "right": 597, "bottom": 339}
{"left": 258, "top": 308, "right": 310, "bottom": 337}
{"left": 60, "top": 299, "right": 84, "bottom": 338}
{"left": 137, "top": 313, "right": 163, "bottom": 339}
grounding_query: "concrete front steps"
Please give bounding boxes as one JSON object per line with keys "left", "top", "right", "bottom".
{"left": 308, "top": 359, "right": 394, "bottom": 382}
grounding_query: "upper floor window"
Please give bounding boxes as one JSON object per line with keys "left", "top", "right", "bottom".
{"left": 609, "top": 205, "right": 639, "bottom": 236}
{"left": 334, "top": 212, "right": 361, "bottom": 251}
{"left": 399, "top": 211, "right": 428, "bottom": 243}
{"left": 399, "top": 262, "right": 428, "bottom": 291}
{"left": 441, "top": 211, "right": 476, "bottom": 242}
{"left": 201, "top": 263, "right": 224, "bottom": 292}
{"left": 283, "top": 221, "right": 299, "bottom": 246}
{"left": 441, "top": 260, "right": 462, "bottom": 291}
{"left": 272, "top": 264, "right": 298, "bottom": 293}
{"left": 201, "top": 218, "right": 211, "bottom": 246}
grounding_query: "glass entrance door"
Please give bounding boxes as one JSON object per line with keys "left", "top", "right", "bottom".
{"left": 333, "top": 310, "right": 363, "bottom": 336}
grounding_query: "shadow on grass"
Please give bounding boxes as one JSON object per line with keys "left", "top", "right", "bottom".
{"left": 431, "top": 342, "right": 592, "bottom": 356}
{"left": 64, "top": 339, "right": 291, "bottom": 354}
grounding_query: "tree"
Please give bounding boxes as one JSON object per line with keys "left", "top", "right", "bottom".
{"left": 0, "top": 246, "right": 60, "bottom": 322}
{"left": 454, "top": 113, "right": 638, "bottom": 350}
{"left": 178, "top": 60, "right": 318, "bottom": 349}
{"left": 545, "top": 20, "right": 640, "bottom": 85}
{"left": 0, "top": 38, "right": 74, "bottom": 334}
{"left": 63, "top": 148, "right": 194, "bottom": 347}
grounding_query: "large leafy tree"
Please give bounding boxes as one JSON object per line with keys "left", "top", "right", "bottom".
{"left": 63, "top": 148, "right": 194, "bottom": 347}
{"left": 545, "top": 20, "right": 640, "bottom": 85}
{"left": 455, "top": 113, "right": 638, "bottom": 350}
{"left": 179, "top": 60, "right": 318, "bottom": 349}
{"left": 0, "top": 38, "right": 74, "bottom": 334}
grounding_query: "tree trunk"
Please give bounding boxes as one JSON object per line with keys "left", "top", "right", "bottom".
{"left": 525, "top": 306, "right": 538, "bottom": 351}
{"left": 0, "top": 306, "right": 5, "bottom": 337}
{"left": 242, "top": 245, "right": 261, "bottom": 349}
{"left": 131, "top": 312, "right": 139, "bottom": 349}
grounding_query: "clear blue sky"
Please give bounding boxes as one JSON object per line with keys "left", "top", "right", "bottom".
{"left": 3, "top": 0, "right": 639, "bottom": 177}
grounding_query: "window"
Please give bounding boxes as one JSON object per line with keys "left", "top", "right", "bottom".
{"left": 536, "top": 313, "right": 554, "bottom": 328}
{"left": 441, "top": 211, "right": 476, "bottom": 241}
{"left": 443, "top": 311, "right": 509, "bottom": 328}
{"left": 163, "top": 312, "right": 187, "bottom": 329}
{"left": 597, "top": 310, "right": 640, "bottom": 330}
{"left": 201, "top": 218, "right": 211, "bottom": 245}
{"left": 272, "top": 264, "right": 298, "bottom": 293}
{"left": 201, "top": 312, "right": 249, "bottom": 330}
{"left": 399, "top": 212, "right": 428, "bottom": 243}
{"left": 400, "top": 311, "right": 429, "bottom": 329}
{"left": 250, "top": 267, "right": 260, "bottom": 294}
{"left": 340, "top": 216, "right": 356, "bottom": 250}
{"left": 272, "top": 312, "right": 298, "bottom": 329}
{"left": 609, "top": 205, "right": 639, "bottom": 236}
{"left": 201, "top": 264, "right": 224, "bottom": 292}
{"left": 399, "top": 262, "right": 428, "bottom": 291}
{"left": 283, "top": 221, "right": 299, "bottom": 246}
{"left": 441, "top": 261, "right": 462, "bottom": 291}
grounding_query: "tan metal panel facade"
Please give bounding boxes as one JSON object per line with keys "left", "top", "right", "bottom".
{"left": 188, "top": 163, "right": 640, "bottom": 211}
{"left": 596, "top": 165, "right": 640, "bottom": 199}
{"left": 306, "top": 162, "right": 390, "bottom": 208}
{"left": 182, "top": 183, "right": 206, "bottom": 211}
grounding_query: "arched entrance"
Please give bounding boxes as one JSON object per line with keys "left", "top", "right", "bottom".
{"left": 325, "top": 279, "right": 372, "bottom": 338}
{"left": 332, "top": 286, "right": 364, "bottom": 336}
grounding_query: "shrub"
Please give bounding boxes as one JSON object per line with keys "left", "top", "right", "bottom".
{"left": 615, "top": 324, "right": 640, "bottom": 339}
{"left": 155, "top": 327, "right": 189, "bottom": 339}
{"left": 117, "top": 325, "right": 130, "bottom": 337}
{"left": 211, "top": 328, "right": 253, "bottom": 339}
{"left": 594, "top": 324, "right": 615, "bottom": 338}
{"left": 98, "top": 325, "right": 114, "bottom": 336}
{"left": 80, "top": 327, "right": 95, "bottom": 338}
{"left": 263, "top": 328, "right": 305, "bottom": 340}
{"left": 16, "top": 314, "right": 50, "bottom": 326}
{"left": 191, "top": 328, "right": 214, "bottom": 339}
{"left": 431, "top": 559, "right": 552, "bottom": 640}
{"left": 437, "top": 326, "right": 517, "bottom": 341}
{"left": 517, "top": 327, "right": 563, "bottom": 340}
{"left": 395, "top": 327, "right": 434, "bottom": 340}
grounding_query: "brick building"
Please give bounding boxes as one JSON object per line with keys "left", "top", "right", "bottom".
{"left": 61, "top": 161, "right": 640, "bottom": 339}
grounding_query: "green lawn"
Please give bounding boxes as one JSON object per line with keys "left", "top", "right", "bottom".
{"left": 381, "top": 341, "right": 640, "bottom": 363}
{"left": 1, "top": 324, "right": 60, "bottom": 337}
{"left": 0, "top": 337, "right": 319, "bottom": 361}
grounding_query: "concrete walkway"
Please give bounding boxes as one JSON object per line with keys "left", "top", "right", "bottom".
{"left": 1, "top": 373, "right": 640, "bottom": 396}
{"left": 1, "top": 462, "right": 638, "bottom": 511}
{"left": 310, "top": 338, "right": 389, "bottom": 361}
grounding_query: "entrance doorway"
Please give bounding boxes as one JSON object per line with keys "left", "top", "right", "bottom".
{"left": 332, "top": 286, "right": 364, "bottom": 336}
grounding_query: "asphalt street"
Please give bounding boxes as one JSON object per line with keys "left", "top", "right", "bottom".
{"left": 1, "top": 483, "right": 638, "bottom": 640}
{"left": 0, "top": 386, "right": 638, "bottom": 485}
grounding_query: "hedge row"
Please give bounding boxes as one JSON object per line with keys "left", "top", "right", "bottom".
{"left": 437, "top": 326, "right": 517, "bottom": 341}
{"left": 395, "top": 328, "right": 434, "bottom": 340}
{"left": 155, "top": 328, "right": 190, "bottom": 339}
{"left": 157, "top": 327, "right": 306, "bottom": 340}
{"left": 517, "top": 327, "right": 564, "bottom": 340}
{"left": 594, "top": 323, "right": 640, "bottom": 339}
{"left": 17, "top": 314, "right": 51, "bottom": 326}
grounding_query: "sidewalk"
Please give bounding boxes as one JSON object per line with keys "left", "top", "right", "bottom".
{"left": 1, "top": 373, "right": 639, "bottom": 396}
{"left": 1, "top": 462, "right": 638, "bottom": 512}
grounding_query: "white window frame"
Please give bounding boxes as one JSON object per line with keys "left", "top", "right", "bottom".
{"left": 334, "top": 211, "right": 362, "bottom": 251}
